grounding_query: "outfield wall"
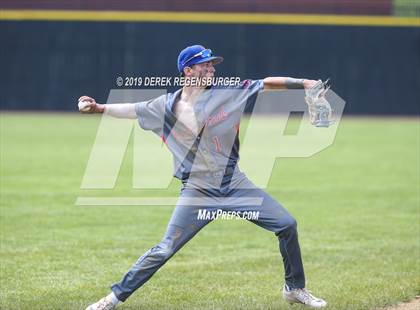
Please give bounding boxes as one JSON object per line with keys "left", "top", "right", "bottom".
{"left": 1, "top": 15, "right": 419, "bottom": 114}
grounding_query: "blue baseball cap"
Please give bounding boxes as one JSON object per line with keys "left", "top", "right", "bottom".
{"left": 177, "top": 45, "right": 223, "bottom": 74}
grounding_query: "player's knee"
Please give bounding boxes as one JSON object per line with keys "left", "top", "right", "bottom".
{"left": 281, "top": 214, "right": 297, "bottom": 230}
{"left": 286, "top": 216, "right": 297, "bottom": 230}
{"left": 275, "top": 216, "right": 297, "bottom": 236}
{"left": 149, "top": 242, "right": 174, "bottom": 261}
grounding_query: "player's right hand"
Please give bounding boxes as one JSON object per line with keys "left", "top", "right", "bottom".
{"left": 77, "top": 96, "right": 104, "bottom": 113}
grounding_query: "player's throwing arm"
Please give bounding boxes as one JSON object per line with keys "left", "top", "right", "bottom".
{"left": 77, "top": 95, "right": 137, "bottom": 119}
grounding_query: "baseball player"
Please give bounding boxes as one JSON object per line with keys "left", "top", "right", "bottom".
{"left": 81, "top": 45, "right": 328, "bottom": 309}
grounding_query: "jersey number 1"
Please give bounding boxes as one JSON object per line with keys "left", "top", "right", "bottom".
{"left": 212, "top": 136, "right": 221, "bottom": 152}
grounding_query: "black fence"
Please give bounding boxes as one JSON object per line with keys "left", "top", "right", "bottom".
{"left": 1, "top": 20, "right": 419, "bottom": 114}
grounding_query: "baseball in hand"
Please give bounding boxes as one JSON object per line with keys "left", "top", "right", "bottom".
{"left": 78, "top": 100, "right": 93, "bottom": 112}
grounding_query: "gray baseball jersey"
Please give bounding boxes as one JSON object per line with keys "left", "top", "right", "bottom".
{"left": 134, "top": 79, "right": 263, "bottom": 189}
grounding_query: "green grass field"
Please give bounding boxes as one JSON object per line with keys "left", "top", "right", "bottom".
{"left": 1, "top": 113, "right": 419, "bottom": 310}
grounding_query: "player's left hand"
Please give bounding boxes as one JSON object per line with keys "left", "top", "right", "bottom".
{"left": 304, "top": 79, "right": 333, "bottom": 127}
{"left": 303, "top": 79, "right": 318, "bottom": 89}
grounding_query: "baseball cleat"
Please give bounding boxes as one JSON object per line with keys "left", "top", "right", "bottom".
{"left": 85, "top": 296, "right": 117, "bottom": 310}
{"left": 283, "top": 285, "right": 327, "bottom": 308}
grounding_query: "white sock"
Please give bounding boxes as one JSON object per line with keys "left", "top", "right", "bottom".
{"left": 106, "top": 292, "right": 121, "bottom": 306}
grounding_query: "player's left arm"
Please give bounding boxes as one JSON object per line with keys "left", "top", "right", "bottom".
{"left": 263, "top": 77, "right": 317, "bottom": 90}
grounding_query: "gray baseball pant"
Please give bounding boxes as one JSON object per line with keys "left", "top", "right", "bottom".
{"left": 111, "top": 177, "right": 305, "bottom": 302}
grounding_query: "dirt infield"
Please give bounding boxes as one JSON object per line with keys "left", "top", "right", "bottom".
{"left": 381, "top": 297, "right": 420, "bottom": 310}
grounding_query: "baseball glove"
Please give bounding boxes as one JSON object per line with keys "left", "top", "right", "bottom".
{"left": 305, "top": 79, "right": 333, "bottom": 127}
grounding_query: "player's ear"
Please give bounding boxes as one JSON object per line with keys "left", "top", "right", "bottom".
{"left": 183, "top": 66, "right": 192, "bottom": 76}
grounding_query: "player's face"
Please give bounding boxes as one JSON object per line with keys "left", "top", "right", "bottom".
{"left": 190, "top": 61, "right": 216, "bottom": 78}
